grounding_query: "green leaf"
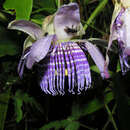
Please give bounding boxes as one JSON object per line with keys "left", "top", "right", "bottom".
{"left": 65, "top": 122, "right": 80, "bottom": 130}
{"left": 31, "top": 14, "right": 46, "bottom": 25}
{"left": 22, "top": 93, "right": 44, "bottom": 114}
{"left": 70, "top": 91, "right": 114, "bottom": 120}
{"left": 83, "top": 92, "right": 114, "bottom": 115}
{"left": 14, "top": 90, "right": 23, "bottom": 123}
{"left": 0, "top": 77, "right": 17, "bottom": 130}
{"left": 13, "top": 90, "right": 44, "bottom": 123}
{"left": 116, "top": 61, "right": 121, "bottom": 72}
{"left": 0, "top": 25, "right": 19, "bottom": 57}
{"left": 0, "top": 88, "right": 11, "bottom": 130}
{"left": 91, "top": 65, "right": 100, "bottom": 74}
{"left": 32, "top": 8, "right": 56, "bottom": 15}
{"left": 113, "top": 73, "right": 130, "bottom": 130}
{"left": 84, "top": 0, "right": 108, "bottom": 30}
{"left": 0, "top": 41, "right": 18, "bottom": 57}
{"left": 85, "top": 0, "right": 92, "bottom": 5}
{"left": 3, "top": 0, "right": 33, "bottom": 20}
{"left": 34, "top": 0, "right": 56, "bottom": 10}
{"left": 40, "top": 120, "right": 69, "bottom": 130}
{"left": 91, "top": 65, "right": 114, "bottom": 77}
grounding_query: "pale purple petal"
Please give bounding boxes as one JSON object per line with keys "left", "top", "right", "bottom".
{"left": 17, "top": 57, "right": 26, "bottom": 78}
{"left": 83, "top": 41, "right": 109, "bottom": 79}
{"left": 118, "top": 41, "right": 130, "bottom": 74}
{"left": 8, "top": 20, "right": 43, "bottom": 40}
{"left": 17, "top": 47, "right": 30, "bottom": 77}
{"left": 26, "top": 35, "right": 55, "bottom": 69}
{"left": 110, "top": 7, "right": 130, "bottom": 74}
{"left": 55, "top": 3, "right": 80, "bottom": 23}
{"left": 54, "top": 3, "right": 81, "bottom": 40}
{"left": 124, "top": 47, "right": 130, "bottom": 55}
{"left": 119, "top": 54, "right": 130, "bottom": 74}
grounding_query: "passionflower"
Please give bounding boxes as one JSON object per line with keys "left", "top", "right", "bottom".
{"left": 107, "top": 0, "right": 130, "bottom": 74}
{"left": 8, "top": 3, "right": 109, "bottom": 95}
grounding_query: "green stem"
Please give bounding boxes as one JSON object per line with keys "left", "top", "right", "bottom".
{"left": 0, "top": 77, "right": 17, "bottom": 130}
{"left": 105, "top": 104, "right": 118, "bottom": 130}
{"left": 82, "top": 20, "right": 107, "bottom": 35}
{"left": 58, "top": 0, "right": 61, "bottom": 8}
{"left": 103, "top": 104, "right": 117, "bottom": 130}
{"left": 83, "top": 0, "right": 108, "bottom": 31}
{"left": 70, "top": 0, "right": 74, "bottom": 2}
{"left": 0, "top": 12, "right": 8, "bottom": 22}
{"left": 79, "top": 122, "right": 96, "bottom": 130}
{"left": 73, "top": 121, "right": 96, "bottom": 130}
{"left": 0, "top": 88, "right": 11, "bottom": 130}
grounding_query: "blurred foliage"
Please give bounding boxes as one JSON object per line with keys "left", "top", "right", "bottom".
{"left": 0, "top": 25, "right": 18, "bottom": 57}
{"left": 0, "top": 0, "right": 130, "bottom": 130}
{"left": 3, "top": 0, "right": 33, "bottom": 20}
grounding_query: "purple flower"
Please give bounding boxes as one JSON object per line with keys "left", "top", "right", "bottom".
{"left": 107, "top": 2, "right": 130, "bottom": 74}
{"left": 8, "top": 3, "right": 109, "bottom": 95}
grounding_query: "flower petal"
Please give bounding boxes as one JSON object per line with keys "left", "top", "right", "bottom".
{"left": 107, "top": 2, "right": 122, "bottom": 52}
{"left": 8, "top": 20, "right": 43, "bottom": 40}
{"left": 26, "top": 35, "right": 55, "bottom": 69}
{"left": 124, "top": 47, "right": 130, "bottom": 56}
{"left": 55, "top": 3, "right": 80, "bottom": 24}
{"left": 17, "top": 47, "right": 31, "bottom": 77}
{"left": 54, "top": 3, "right": 84, "bottom": 40}
{"left": 83, "top": 41, "right": 109, "bottom": 79}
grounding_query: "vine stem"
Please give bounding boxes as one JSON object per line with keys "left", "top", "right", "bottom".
{"left": 73, "top": 121, "right": 96, "bottom": 130}
{"left": 83, "top": 0, "right": 108, "bottom": 31}
{"left": 58, "top": 0, "right": 61, "bottom": 8}
{"left": 105, "top": 104, "right": 118, "bottom": 130}
{"left": 103, "top": 104, "right": 117, "bottom": 130}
